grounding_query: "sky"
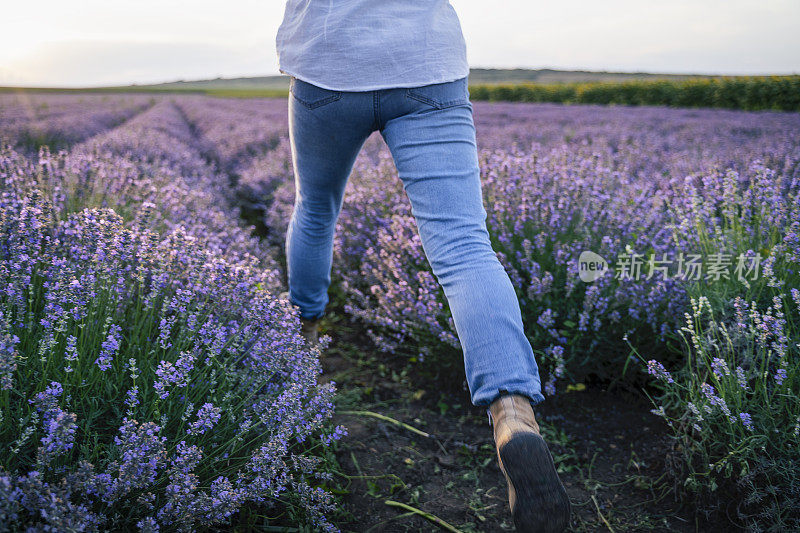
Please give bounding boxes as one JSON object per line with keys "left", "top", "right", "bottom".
{"left": 1, "top": 0, "right": 798, "bottom": 87}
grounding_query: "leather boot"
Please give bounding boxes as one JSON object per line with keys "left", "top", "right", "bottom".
{"left": 299, "top": 316, "right": 322, "bottom": 346}
{"left": 279, "top": 291, "right": 322, "bottom": 347}
{"left": 489, "top": 394, "right": 571, "bottom": 532}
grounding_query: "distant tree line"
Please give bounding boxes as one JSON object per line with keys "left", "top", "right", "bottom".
{"left": 469, "top": 76, "right": 800, "bottom": 111}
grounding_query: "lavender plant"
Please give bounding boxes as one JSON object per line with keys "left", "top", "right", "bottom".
{"left": 0, "top": 95, "right": 343, "bottom": 530}
{"left": 0, "top": 93, "right": 157, "bottom": 152}
{"left": 638, "top": 160, "right": 800, "bottom": 529}
{"left": 0, "top": 191, "right": 341, "bottom": 531}
{"left": 638, "top": 294, "right": 799, "bottom": 530}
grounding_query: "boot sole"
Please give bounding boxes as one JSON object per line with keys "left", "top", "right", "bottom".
{"left": 499, "top": 432, "right": 571, "bottom": 533}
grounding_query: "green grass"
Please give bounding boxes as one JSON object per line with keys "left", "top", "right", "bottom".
{"left": 469, "top": 75, "right": 800, "bottom": 111}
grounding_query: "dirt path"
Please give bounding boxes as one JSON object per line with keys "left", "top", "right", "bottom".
{"left": 320, "top": 328, "right": 702, "bottom": 532}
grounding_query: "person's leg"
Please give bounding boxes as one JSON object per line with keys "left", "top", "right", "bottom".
{"left": 380, "top": 78, "right": 570, "bottom": 533}
{"left": 286, "top": 78, "right": 373, "bottom": 319}
{"left": 378, "top": 78, "right": 544, "bottom": 408}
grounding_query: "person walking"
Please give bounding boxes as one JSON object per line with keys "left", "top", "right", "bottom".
{"left": 276, "top": 2, "right": 571, "bottom": 531}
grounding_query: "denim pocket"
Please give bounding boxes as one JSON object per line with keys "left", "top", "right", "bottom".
{"left": 406, "top": 77, "right": 470, "bottom": 109}
{"left": 290, "top": 77, "right": 342, "bottom": 109}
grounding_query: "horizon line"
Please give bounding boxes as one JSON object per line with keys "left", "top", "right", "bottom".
{"left": 2, "top": 66, "right": 799, "bottom": 90}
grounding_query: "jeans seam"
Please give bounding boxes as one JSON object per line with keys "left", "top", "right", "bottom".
{"left": 406, "top": 87, "right": 469, "bottom": 110}
{"left": 290, "top": 78, "right": 342, "bottom": 110}
{"left": 293, "top": 92, "right": 342, "bottom": 110}
{"left": 373, "top": 91, "right": 381, "bottom": 130}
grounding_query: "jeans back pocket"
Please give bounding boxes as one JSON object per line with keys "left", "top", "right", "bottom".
{"left": 406, "top": 77, "right": 470, "bottom": 109}
{"left": 290, "top": 77, "right": 343, "bottom": 109}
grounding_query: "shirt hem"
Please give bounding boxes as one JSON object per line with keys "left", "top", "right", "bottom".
{"left": 278, "top": 68, "right": 470, "bottom": 92}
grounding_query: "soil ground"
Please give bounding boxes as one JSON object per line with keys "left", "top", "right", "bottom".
{"left": 318, "top": 321, "right": 716, "bottom": 533}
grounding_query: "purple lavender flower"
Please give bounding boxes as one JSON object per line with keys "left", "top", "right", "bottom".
{"left": 537, "top": 308, "right": 556, "bottom": 329}
{"left": 544, "top": 375, "right": 556, "bottom": 396}
{"left": 33, "top": 381, "right": 64, "bottom": 414}
{"left": 39, "top": 408, "right": 78, "bottom": 462}
{"left": 137, "top": 517, "right": 160, "bottom": 533}
{"left": 64, "top": 335, "right": 78, "bottom": 373}
{"left": 0, "top": 324, "right": 20, "bottom": 390}
{"left": 548, "top": 345, "right": 566, "bottom": 379}
{"left": 647, "top": 360, "right": 674, "bottom": 383}
{"left": 188, "top": 403, "right": 222, "bottom": 436}
{"left": 687, "top": 401, "right": 704, "bottom": 422}
{"left": 95, "top": 324, "right": 122, "bottom": 371}
{"left": 739, "top": 412, "right": 754, "bottom": 432}
{"left": 711, "top": 357, "right": 731, "bottom": 378}
{"left": 125, "top": 386, "right": 140, "bottom": 412}
{"left": 320, "top": 425, "right": 348, "bottom": 446}
{"left": 701, "top": 382, "right": 735, "bottom": 422}
{"left": 735, "top": 366, "right": 749, "bottom": 391}
{"left": 158, "top": 316, "right": 175, "bottom": 350}
{"left": 153, "top": 352, "right": 196, "bottom": 399}
{"left": 94, "top": 418, "right": 168, "bottom": 503}
{"left": 701, "top": 382, "right": 719, "bottom": 403}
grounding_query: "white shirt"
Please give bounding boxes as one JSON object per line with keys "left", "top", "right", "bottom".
{"left": 276, "top": 0, "right": 469, "bottom": 91}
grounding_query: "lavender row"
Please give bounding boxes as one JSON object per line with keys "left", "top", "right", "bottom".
{"left": 174, "top": 96, "right": 288, "bottom": 171}
{"left": 0, "top": 93, "right": 158, "bottom": 151}
{"left": 0, "top": 98, "right": 341, "bottom": 530}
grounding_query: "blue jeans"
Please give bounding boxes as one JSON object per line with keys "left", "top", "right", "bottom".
{"left": 286, "top": 75, "right": 545, "bottom": 408}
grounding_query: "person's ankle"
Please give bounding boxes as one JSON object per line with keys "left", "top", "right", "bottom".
{"left": 489, "top": 394, "right": 541, "bottom": 448}
{"left": 299, "top": 316, "right": 322, "bottom": 345}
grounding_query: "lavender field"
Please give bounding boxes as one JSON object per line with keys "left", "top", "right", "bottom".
{"left": 1, "top": 93, "right": 798, "bottom": 531}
